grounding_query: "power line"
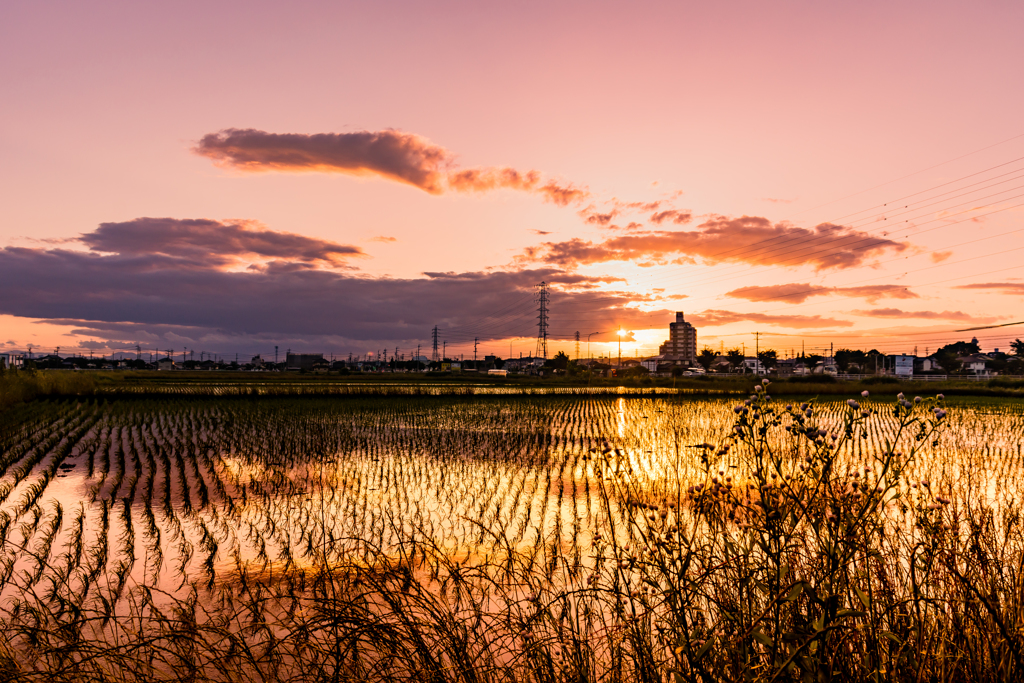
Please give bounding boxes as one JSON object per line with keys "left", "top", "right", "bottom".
{"left": 597, "top": 147, "right": 1024, "bottom": 296}
{"left": 437, "top": 139, "right": 1024, "bottom": 356}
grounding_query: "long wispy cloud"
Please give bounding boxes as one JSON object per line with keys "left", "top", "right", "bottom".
{"left": 851, "top": 308, "right": 1000, "bottom": 323}
{"left": 954, "top": 282, "right": 1024, "bottom": 295}
{"left": 726, "top": 283, "right": 919, "bottom": 304}
{"left": 687, "top": 310, "right": 853, "bottom": 329}
{"left": 194, "top": 128, "right": 587, "bottom": 205}
{"left": 523, "top": 215, "right": 909, "bottom": 271}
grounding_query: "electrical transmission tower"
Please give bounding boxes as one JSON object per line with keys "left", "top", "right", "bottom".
{"left": 432, "top": 326, "right": 440, "bottom": 362}
{"left": 535, "top": 281, "right": 549, "bottom": 359}
{"left": 575, "top": 331, "right": 580, "bottom": 360}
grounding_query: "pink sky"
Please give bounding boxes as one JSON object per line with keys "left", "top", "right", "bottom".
{"left": 2, "top": 0, "right": 1023, "bottom": 360}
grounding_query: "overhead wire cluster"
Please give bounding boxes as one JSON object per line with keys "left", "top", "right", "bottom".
{"left": 432, "top": 134, "right": 1024, "bottom": 358}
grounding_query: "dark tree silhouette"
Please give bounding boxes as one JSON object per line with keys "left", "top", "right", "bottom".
{"left": 936, "top": 350, "right": 962, "bottom": 374}
{"left": 757, "top": 349, "right": 778, "bottom": 371}
{"left": 546, "top": 351, "right": 570, "bottom": 371}
{"left": 696, "top": 348, "right": 718, "bottom": 372}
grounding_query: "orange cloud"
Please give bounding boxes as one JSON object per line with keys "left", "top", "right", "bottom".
{"left": 851, "top": 308, "right": 1000, "bottom": 323}
{"left": 649, "top": 209, "right": 693, "bottom": 225}
{"left": 688, "top": 309, "right": 853, "bottom": 328}
{"left": 195, "top": 128, "right": 588, "bottom": 205}
{"left": 524, "top": 215, "right": 908, "bottom": 271}
{"left": 726, "top": 283, "right": 919, "bottom": 304}
{"left": 954, "top": 282, "right": 1024, "bottom": 295}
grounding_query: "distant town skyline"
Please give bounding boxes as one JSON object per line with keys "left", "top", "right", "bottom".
{"left": 2, "top": 1, "right": 1023, "bottom": 360}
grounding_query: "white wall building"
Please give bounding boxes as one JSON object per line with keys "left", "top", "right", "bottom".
{"left": 894, "top": 354, "right": 914, "bottom": 377}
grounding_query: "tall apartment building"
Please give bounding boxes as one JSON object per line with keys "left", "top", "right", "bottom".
{"left": 658, "top": 312, "right": 697, "bottom": 365}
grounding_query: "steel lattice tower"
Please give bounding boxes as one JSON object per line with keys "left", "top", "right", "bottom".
{"left": 535, "top": 281, "right": 549, "bottom": 359}
{"left": 432, "top": 326, "right": 440, "bottom": 362}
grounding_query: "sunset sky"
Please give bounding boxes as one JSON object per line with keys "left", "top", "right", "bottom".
{"left": 2, "top": 1, "right": 1023, "bottom": 361}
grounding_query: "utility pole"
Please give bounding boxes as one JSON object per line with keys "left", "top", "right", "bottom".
{"left": 442, "top": 340, "right": 446, "bottom": 360}
{"left": 432, "top": 326, "right": 439, "bottom": 362}
{"left": 474, "top": 338, "right": 478, "bottom": 363}
{"left": 575, "top": 331, "right": 580, "bottom": 360}
{"left": 535, "top": 281, "right": 549, "bottom": 359}
{"left": 275, "top": 345, "right": 279, "bottom": 365}
{"left": 754, "top": 331, "right": 760, "bottom": 375}
{"left": 618, "top": 329, "right": 623, "bottom": 367}
{"left": 135, "top": 344, "right": 141, "bottom": 361}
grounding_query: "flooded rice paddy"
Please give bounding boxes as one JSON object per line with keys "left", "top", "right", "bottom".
{"left": 1, "top": 393, "right": 1021, "bottom": 601}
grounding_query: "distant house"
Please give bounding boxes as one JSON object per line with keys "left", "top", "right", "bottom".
{"left": 505, "top": 357, "right": 544, "bottom": 373}
{"left": 811, "top": 361, "right": 837, "bottom": 376}
{"left": 710, "top": 355, "right": 733, "bottom": 373}
{"left": 286, "top": 353, "right": 323, "bottom": 371}
{"left": 775, "top": 359, "right": 795, "bottom": 376}
{"left": 959, "top": 354, "right": 991, "bottom": 375}
{"left": 741, "top": 358, "right": 765, "bottom": 374}
{"left": 250, "top": 354, "right": 265, "bottom": 369}
{"left": 157, "top": 357, "right": 175, "bottom": 371}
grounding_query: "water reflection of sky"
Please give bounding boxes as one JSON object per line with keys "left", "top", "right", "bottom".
{"left": 3, "top": 396, "right": 1021, "bottom": 599}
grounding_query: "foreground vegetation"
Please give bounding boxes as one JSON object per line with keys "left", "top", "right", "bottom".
{"left": 0, "top": 369, "right": 97, "bottom": 411}
{"left": 1, "top": 388, "right": 1023, "bottom": 680}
